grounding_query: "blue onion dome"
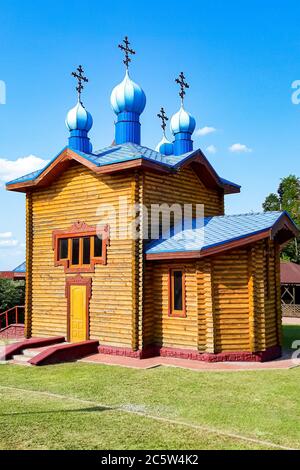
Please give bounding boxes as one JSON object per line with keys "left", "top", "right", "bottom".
{"left": 155, "top": 135, "right": 174, "bottom": 156}
{"left": 65, "top": 100, "right": 93, "bottom": 132}
{"left": 170, "top": 105, "right": 196, "bottom": 135}
{"left": 110, "top": 70, "right": 146, "bottom": 115}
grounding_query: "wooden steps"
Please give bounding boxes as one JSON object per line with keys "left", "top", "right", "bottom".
{"left": 29, "top": 340, "right": 99, "bottom": 366}
{"left": 3, "top": 336, "right": 65, "bottom": 361}
{"left": 8, "top": 339, "right": 99, "bottom": 366}
{"left": 12, "top": 346, "right": 53, "bottom": 365}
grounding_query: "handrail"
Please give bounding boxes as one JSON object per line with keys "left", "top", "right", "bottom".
{"left": 0, "top": 306, "right": 25, "bottom": 330}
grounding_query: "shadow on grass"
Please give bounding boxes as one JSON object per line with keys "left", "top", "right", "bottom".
{"left": 0, "top": 406, "right": 113, "bottom": 417}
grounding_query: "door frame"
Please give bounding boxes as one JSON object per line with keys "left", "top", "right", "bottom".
{"left": 65, "top": 275, "right": 92, "bottom": 342}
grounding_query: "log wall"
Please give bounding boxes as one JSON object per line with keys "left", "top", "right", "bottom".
{"left": 29, "top": 162, "right": 137, "bottom": 348}
{"left": 143, "top": 167, "right": 225, "bottom": 221}
{"left": 145, "top": 242, "right": 282, "bottom": 354}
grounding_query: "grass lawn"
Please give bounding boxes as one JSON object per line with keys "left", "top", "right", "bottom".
{"left": 0, "top": 325, "right": 299, "bottom": 450}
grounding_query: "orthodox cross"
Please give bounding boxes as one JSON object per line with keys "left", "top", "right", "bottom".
{"left": 71, "top": 65, "right": 88, "bottom": 103}
{"left": 175, "top": 72, "right": 189, "bottom": 103}
{"left": 118, "top": 36, "right": 135, "bottom": 69}
{"left": 157, "top": 107, "right": 169, "bottom": 133}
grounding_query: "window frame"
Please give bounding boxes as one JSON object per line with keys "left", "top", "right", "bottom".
{"left": 168, "top": 268, "right": 186, "bottom": 318}
{"left": 53, "top": 221, "right": 109, "bottom": 273}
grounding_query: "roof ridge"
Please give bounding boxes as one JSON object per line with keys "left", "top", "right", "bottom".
{"left": 204, "top": 211, "right": 283, "bottom": 219}
{"left": 6, "top": 143, "right": 241, "bottom": 193}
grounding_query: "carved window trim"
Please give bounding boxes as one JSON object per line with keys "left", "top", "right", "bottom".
{"left": 53, "top": 221, "right": 109, "bottom": 273}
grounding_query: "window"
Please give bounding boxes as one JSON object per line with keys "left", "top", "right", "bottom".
{"left": 83, "top": 237, "right": 91, "bottom": 265}
{"left": 53, "top": 221, "right": 109, "bottom": 273}
{"left": 173, "top": 271, "right": 183, "bottom": 311}
{"left": 94, "top": 235, "right": 102, "bottom": 258}
{"left": 71, "top": 238, "right": 80, "bottom": 265}
{"left": 169, "top": 269, "right": 186, "bottom": 317}
{"left": 59, "top": 238, "right": 69, "bottom": 260}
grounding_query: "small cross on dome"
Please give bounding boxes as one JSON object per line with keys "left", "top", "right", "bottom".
{"left": 175, "top": 72, "right": 189, "bottom": 104}
{"left": 118, "top": 36, "right": 136, "bottom": 69}
{"left": 157, "top": 107, "right": 169, "bottom": 134}
{"left": 71, "top": 65, "right": 88, "bottom": 104}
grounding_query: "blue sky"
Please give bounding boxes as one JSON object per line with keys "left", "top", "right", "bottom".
{"left": 0, "top": 0, "right": 300, "bottom": 269}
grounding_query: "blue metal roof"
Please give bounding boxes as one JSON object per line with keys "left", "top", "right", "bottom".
{"left": 145, "top": 212, "right": 295, "bottom": 255}
{"left": 92, "top": 143, "right": 211, "bottom": 170}
{"left": 6, "top": 143, "right": 239, "bottom": 190}
{"left": 13, "top": 262, "right": 26, "bottom": 273}
{"left": 218, "top": 177, "right": 241, "bottom": 189}
{"left": 7, "top": 168, "right": 44, "bottom": 185}
{"left": 92, "top": 143, "right": 180, "bottom": 167}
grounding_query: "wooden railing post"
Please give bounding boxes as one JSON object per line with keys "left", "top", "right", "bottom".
{"left": 0, "top": 305, "right": 25, "bottom": 330}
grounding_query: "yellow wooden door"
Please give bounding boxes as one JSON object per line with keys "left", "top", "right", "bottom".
{"left": 70, "top": 285, "right": 87, "bottom": 342}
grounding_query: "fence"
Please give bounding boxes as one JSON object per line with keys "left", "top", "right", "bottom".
{"left": 0, "top": 306, "right": 25, "bottom": 330}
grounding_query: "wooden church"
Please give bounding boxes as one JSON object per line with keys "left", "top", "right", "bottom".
{"left": 6, "top": 38, "right": 299, "bottom": 363}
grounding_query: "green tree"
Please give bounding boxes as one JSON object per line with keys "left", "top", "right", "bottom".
{"left": 262, "top": 193, "right": 280, "bottom": 212}
{"left": 263, "top": 175, "right": 300, "bottom": 263}
{"left": 0, "top": 279, "right": 25, "bottom": 312}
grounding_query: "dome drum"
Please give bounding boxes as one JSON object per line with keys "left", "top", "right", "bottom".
{"left": 115, "top": 119, "right": 141, "bottom": 145}
{"left": 68, "top": 130, "right": 92, "bottom": 154}
{"left": 173, "top": 135, "right": 194, "bottom": 155}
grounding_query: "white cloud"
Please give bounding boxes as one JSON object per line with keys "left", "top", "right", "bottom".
{"left": 0, "top": 231, "right": 24, "bottom": 254}
{"left": 229, "top": 143, "right": 252, "bottom": 154}
{"left": 195, "top": 126, "right": 217, "bottom": 137}
{"left": 0, "top": 232, "right": 12, "bottom": 239}
{"left": 206, "top": 145, "right": 217, "bottom": 154}
{"left": 0, "top": 154, "right": 49, "bottom": 184}
{"left": 0, "top": 239, "right": 18, "bottom": 248}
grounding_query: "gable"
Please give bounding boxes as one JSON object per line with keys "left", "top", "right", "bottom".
{"left": 31, "top": 160, "right": 133, "bottom": 208}
{"left": 143, "top": 165, "right": 224, "bottom": 217}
